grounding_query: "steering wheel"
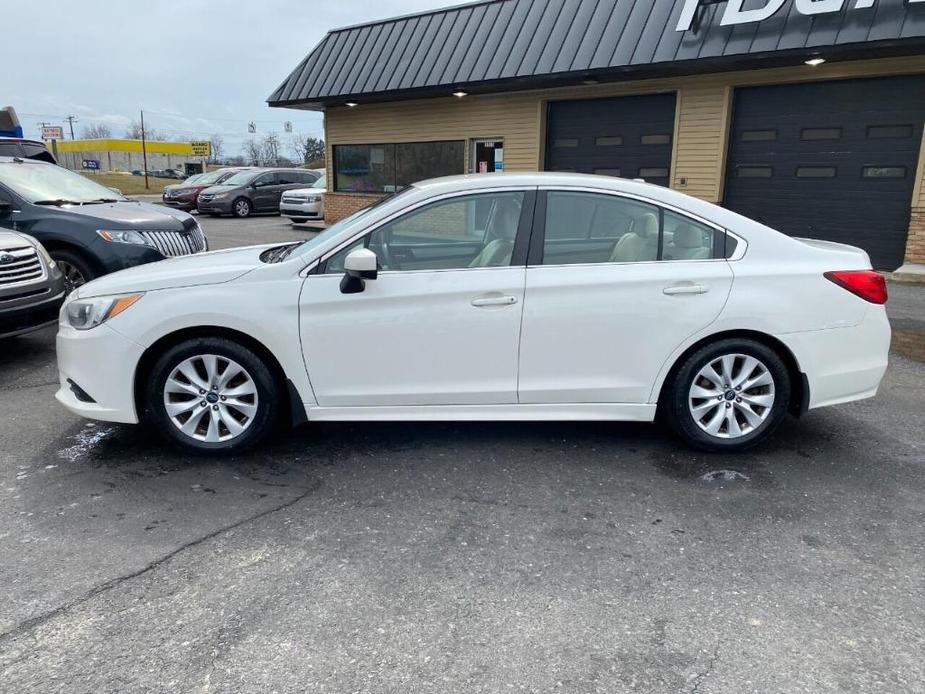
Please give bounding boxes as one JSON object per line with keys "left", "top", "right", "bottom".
{"left": 377, "top": 240, "right": 398, "bottom": 271}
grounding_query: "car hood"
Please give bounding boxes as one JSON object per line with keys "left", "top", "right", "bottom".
{"left": 0, "top": 230, "right": 34, "bottom": 250}
{"left": 55, "top": 201, "right": 193, "bottom": 230}
{"left": 200, "top": 184, "right": 239, "bottom": 195}
{"left": 74, "top": 243, "right": 279, "bottom": 299}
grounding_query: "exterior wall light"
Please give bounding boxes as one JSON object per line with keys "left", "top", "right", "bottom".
{"left": 805, "top": 57, "right": 826, "bottom": 67}
{"left": 453, "top": 91, "right": 468, "bottom": 98}
{"left": 345, "top": 102, "right": 359, "bottom": 107}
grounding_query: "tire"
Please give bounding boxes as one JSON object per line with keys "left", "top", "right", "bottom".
{"left": 51, "top": 249, "right": 95, "bottom": 293}
{"left": 663, "top": 338, "right": 790, "bottom": 453}
{"left": 232, "top": 197, "right": 252, "bottom": 218}
{"left": 145, "top": 337, "right": 281, "bottom": 455}
{"left": 290, "top": 218, "right": 307, "bottom": 224}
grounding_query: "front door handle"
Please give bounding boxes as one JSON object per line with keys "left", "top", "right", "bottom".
{"left": 663, "top": 283, "right": 709, "bottom": 296}
{"left": 471, "top": 295, "right": 518, "bottom": 308}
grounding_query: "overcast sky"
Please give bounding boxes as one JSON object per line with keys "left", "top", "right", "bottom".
{"left": 5, "top": 0, "right": 475, "bottom": 158}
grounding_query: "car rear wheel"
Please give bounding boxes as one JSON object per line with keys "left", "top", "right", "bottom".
{"left": 51, "top": 249, "right": 95, "bottom": 293}
{"left": 146, "top": 338, "right": 280, "bottom": 454}
{"left": 232, "top": 198, "right": 252, "bottom": 218}
{"left": 664, "top": 338, "right": 790, "bottom": 452}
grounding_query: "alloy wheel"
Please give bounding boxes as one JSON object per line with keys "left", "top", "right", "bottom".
{"left": 234, "top": 199, "right": 251, "bottom": 217}
{"left": 57, "top": 260, "right": 87, "bottom": 293}
{"left": 163, "top": 354, "right": 259, "bottom": 443}
{"left": 687, "top": 353, "right": 776, "bottom": 439}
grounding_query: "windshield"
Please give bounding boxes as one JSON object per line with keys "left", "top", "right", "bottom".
{"left": 183, "top": 174, "right": 204, "bottom": 184}
{"left": 197, "top": 169, "right": 233, "bottom": 185}
{"left": 312, "top": 174, "right": 326, "bottom": 189}
{"left": 221, "top": 170, "right": 260, "bottom": 186}
{"left": 289, "top": 188, "right": 413, "bottom": 260}
{"left": 0, "top": 161, "right": 126, "bottom": 204}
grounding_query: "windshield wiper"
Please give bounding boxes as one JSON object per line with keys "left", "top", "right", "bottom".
{"left": 33, "top": 198, "right": 82, "bottom": 206}
{"left": 84, "top": 198, "right": 120, "bottom": 204}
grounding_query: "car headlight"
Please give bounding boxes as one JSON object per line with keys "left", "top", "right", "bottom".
{"left": 34, "top": 242, "right": 56, "bottom": 269}
{"left": 64, "top": 293, "right": 144, "bottom": 331}
{"left": 97, "top": 229, "right": 153, "bottom": 247}
{"left": 211, "top": 192, "right": 230, "bottom": 200}
{"left": 307, "top": 195, "right": 322, "bottom": 203}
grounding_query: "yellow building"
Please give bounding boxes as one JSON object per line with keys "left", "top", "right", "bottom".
{"left": 53, "top": 139, "right": 206, "bottom": 175}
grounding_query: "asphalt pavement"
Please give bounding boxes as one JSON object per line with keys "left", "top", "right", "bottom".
{"left": 1, "top": 213, "right": 923, "bottom": 693}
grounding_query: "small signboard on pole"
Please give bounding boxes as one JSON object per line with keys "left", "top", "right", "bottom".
{"left": 42, "top": 126, "right": 64, "bottom": 140}
{"left": 82, "top": 159, "right": 100, "bottom": 171}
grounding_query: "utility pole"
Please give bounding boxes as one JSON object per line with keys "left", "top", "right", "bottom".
{"left": 64, "top": 115, "right": 78, "bottom": 140}
{"left": 140, "top": 110, "right": 149, "bottom": 190}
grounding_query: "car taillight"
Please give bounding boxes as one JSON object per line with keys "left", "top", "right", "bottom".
{"left": 824, "top": 270, "right": 888, "bottom": 305}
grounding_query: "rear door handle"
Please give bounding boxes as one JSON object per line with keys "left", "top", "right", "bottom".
{"left": 471, "top": 295, "right": 518, "bottom": 307}
{"left": 663, "top": 283, "right": 709, "bottom": 296}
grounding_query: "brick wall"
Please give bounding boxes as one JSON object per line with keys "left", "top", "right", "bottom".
{"left": 324, "top": 192, "right": 384, "bottom": 224}
{"left": 905, "top": 209, "right": 925, "bottom": 265}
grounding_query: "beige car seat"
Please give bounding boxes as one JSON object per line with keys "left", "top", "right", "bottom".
{"left": 667, "top": 224, "right": 711, "bottom": 260}
{"left": 610, "top": 212, "right": 659, "bottom": 262}
{"left": 469, "top": 200, "right": 521, "bottom": 268}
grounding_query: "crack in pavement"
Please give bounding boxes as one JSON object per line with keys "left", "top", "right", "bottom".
{"left": 689, "top": 640, "right": 721, "bottom": 694}
{"left": 0, "top": 478, "right": 323, "bottom": 645}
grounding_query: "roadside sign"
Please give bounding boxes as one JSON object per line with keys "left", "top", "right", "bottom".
{"left": 82, "top": 159, "right": 100, "bottom": 170}
{"left": 42, "top": 126, "right": 64, "bottom": 140}
{"left": 190, "top": 141, "right": 211, "bottom": 157}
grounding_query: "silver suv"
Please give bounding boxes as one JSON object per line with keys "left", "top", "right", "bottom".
{"left": 0, "top": 231, "right": 66, "bottom": 338}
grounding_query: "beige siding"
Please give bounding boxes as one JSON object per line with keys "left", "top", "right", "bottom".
{"left": 671, "top": 85, "right": 731, "bottom": 202}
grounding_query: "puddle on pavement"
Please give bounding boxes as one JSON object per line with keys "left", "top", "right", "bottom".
{"left": 58, "top": 423, "right": 116, "bottom": 462}
{"left": 892, "top": 329, "right": 925, "bottom": 362}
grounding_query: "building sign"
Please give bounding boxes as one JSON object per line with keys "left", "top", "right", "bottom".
{"left": 82, "top": 159, "right": 100, "bottom": 170}
{"left": 41, "top": 126, "right": 64, "bottom": 140}
{"left": 677, "top": 0, "right": 924, "bottom": 32}
{"left": 190, "top": 141, "right": 211, "bottom": 157}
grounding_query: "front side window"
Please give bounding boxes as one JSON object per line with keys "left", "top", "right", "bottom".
{"left": 540, "top": 191, "right": 717, "bottom": 265}
{"left": 324, "top": 191, "right": 524, "bottom": 273}
{"left": 333, "top": 141, "right": 464, "bottom": 193}
{"left": 253, "top": 173, "right": 276, "bottom": 187}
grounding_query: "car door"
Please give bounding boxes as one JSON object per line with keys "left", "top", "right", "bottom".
{"left": 299, "top": 189, "right": 534, "bottom": 407}
{"left": 251, "top": 172, "right": 278, "bottom": 210}
{"left": 518, "top": 189, "right": 734, "bottom": 404}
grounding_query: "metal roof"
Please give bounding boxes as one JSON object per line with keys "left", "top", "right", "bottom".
{"left": 268, "top": 0, "right": 925, "bottom": 109}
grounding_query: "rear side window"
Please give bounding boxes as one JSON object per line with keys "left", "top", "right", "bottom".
{"left": 537, "top": 191, "right": 721, "bottom": 265}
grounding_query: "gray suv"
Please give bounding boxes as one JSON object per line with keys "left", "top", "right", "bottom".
{"left": 0, "top": 230, "right": 66, "bottom": 338}
{"left": 197, "top": 168, "right": 320, "bottom": 218}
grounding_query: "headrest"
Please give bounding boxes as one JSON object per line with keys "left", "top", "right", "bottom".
{"left": 636, "top": 212, "right": 659, "bottom": 239}
{"left": 673, "top": 224, "right": 701, "bottom": 248}
{"left": 492, "top": 200, "right": 521, "bottom": 240}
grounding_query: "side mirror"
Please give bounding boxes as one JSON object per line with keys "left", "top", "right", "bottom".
{"left": 340, "top": 248, "right": 378, "bottom": 294}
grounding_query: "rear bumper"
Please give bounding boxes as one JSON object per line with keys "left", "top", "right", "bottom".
{"left": 55, "top": 323, "right": 144, "bottom": 424}
{"left": 777, "top": 306, "right": 891, "bottom": 410}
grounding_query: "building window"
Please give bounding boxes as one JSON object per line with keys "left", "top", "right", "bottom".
{"left": 595, "top": 136, "right": 623, "bottom": 146}
{"left": 867, "top": 125, "right": 913, "bottom": 139}
{"left": 736, "top": 166, "right": 773, "bottom": 178}
{"left": 862, "top": 166, "right": 907, "bottom": 179}
{"left": 593, "top": 168, "right": 622, "bottom": 177}
{"left": 554, "top": 138, "right": 579, "bottom": 148}
{"left": 641, "top": 134, "right": 671, "bottom": 145}
{"left": 801, "top": 128, "right": 842, "bottom": 141}
{"left": 796, "top": 166, "right": 837, "bottom": 178}
{"left": 333, "top": 141, "right": 464, "bottom": 193}
{"left": 638, "top": 167, "right": 669, "bottom": 179}
{"left": 741, "top": 129, "right": 777, "bottom": 142}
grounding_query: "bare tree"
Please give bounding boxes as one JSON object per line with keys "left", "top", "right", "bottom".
{"left": 125, "top": 120, "right": 166, "bottom": 141}
{"left": 289, "top": 134, "right": 325, "bottom": 165}
{"left": 208, "top": 134, "right": 225, "bottom": 163}
{"left": 242, "top": 138, "right": 263, "bottom": 166}
{"left": 261, "top": 133, "right": 281, "bottom": 166}
{"left": 80, "top": 123, "right": 112, "bottom": 139}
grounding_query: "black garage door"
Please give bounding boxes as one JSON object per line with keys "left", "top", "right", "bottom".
{"left": 545, "top": 93, "right": 677, "bottom": 187}
{"left": 724, "top": 76, "right": 925, "bottom": 270}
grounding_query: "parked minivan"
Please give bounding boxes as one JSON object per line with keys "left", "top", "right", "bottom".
{"left": 0, "top": 157, "right": 208, "bottom": 291}
{"left": 197, "top": 168, "right": 320, "bottom": 218}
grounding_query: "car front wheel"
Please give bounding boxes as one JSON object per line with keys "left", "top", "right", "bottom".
{"left": 232, "top": 198, "right": 252, "bottom": 218}
{"left": 664, "top": 338, "right": 790, "bottom": 452}
{"left": 146, "top": 338, "right": 280, "bottom": 454}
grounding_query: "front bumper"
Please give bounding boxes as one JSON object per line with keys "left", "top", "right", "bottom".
{"left": 162, "top": 194, "right": 197, "bottom": 210}
{"left": 55, "top": 322, "right": 145, "bottom": 424}
{"left": 0, "top": 288, "right": 66, "bottom": 338}
{"left": 280, "top": 200, "right": 322, "bottom": 219}
{"left": 196, "top": 197, "right": 233, "bottom": 214}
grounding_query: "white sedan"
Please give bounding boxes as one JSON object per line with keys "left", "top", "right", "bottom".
{"left": 55, "top": 173, "right": 890, "bottom": 454}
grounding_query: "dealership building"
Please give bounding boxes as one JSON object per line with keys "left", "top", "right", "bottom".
{"left": 269, "top": 0, "right": 925, "bottom": 272}
{"left": 54, "top": 139, "right": 206, "bottom": 175}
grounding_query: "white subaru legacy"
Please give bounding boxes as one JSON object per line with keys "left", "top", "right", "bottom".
{"left": 55, "top": 173, "right": 890, "bottom": 454}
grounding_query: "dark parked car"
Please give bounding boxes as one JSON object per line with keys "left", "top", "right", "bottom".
{"left": 197, "top": 168, "right": 320, "bottom": 218}
{"left": 0, "top": 157, "right": 208, "bottom": 292}
{"left": 0, "top": 137, "right": 56, "bottom": 163}
{"left": 162, "top": 167, "right": 254, "bottom": 211}
{"left": 0, "top": 229, "right": 66, "bottom": 338}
